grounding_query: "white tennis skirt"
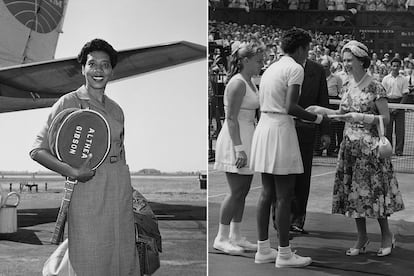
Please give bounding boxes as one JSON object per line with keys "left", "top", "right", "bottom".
{"left": 250, "top": 113, "right": 303, "bottom": 175}
{"left": 214, "top": 109, "right": 255, "bottom": 175}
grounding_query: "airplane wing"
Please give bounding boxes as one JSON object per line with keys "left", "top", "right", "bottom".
{"left": 0, "top": 41, "right": 206, "bottom": 113}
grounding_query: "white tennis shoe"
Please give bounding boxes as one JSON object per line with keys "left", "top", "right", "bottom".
{"left": 213, "top": 237, "right": 244, "bottom": 255}
{"left": 230, "top": 237, "right": 258, "bottom": 251}
{"left": 275, "top": 251, "right": 312, "bottom": 268}
{"left": 254, "top": 248, "right": 278, "bottom": 264}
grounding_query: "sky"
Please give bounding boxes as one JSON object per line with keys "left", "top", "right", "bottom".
{"left": 0, "top": 0, "right": 207, "bottom": 173}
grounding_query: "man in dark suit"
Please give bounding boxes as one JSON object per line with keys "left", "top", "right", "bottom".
{"left": 272, "top": 58, "right": 331, "bottom": 234}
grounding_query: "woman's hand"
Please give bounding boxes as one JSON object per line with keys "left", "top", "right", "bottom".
{"left": 305, "top": 105, "right": 335, "bottom": 115}
{"left": 73, "top": 154, "right": 96, "bottom": 183}
{"left": 341, "top": 112, "right": 365, "bottom": 123}
{"left": 235, "top": 151, "right": 248, "bottom": 169}
{"left": 31, "top": 150, "right": 95, "bottom": 183}
{"left": 306, "top": 105, "right": 323, "bottom": 113}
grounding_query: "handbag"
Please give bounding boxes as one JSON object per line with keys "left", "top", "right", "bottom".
{"left": 42, "top": 239, "right": 70, "bottom": 276}
{"left": 377, "top": 115, "right": 392, "bottom": 158}
{"left": 132, "top": 189, "right": 162, "bottom": 276}
{"left": 42, "top": 189, "right": 161, "bottom": 276}
{"left": 136, "top": 230, "right": 161, "bottom": 276}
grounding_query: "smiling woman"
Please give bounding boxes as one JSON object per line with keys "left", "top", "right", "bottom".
{"left": 0, "top": 0, "right": 207, "bottom": 173}
{"left": 0, "top": 1, "right": 207, "bottom": 275}
{"left": 78, "top": 39, "right": 118, "bottom": 95}
{"left": 30, "top": 39, "right": 140, "bottom": 275}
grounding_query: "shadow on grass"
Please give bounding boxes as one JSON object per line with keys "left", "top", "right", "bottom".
{"left": 0, "top": 229, "right": 43, "bottom": 245}
{"left": 17, "top": 208, "right": 59, "bottom": 227}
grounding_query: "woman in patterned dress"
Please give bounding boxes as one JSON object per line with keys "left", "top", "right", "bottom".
{"left": 30, "top": 39, "right": 139, "bottom": 275}
{"left": 308, "top": 40, "right": 404, "bottom": 257}
{"left": 213, "top": 43, "right": 263, "bottom": 255}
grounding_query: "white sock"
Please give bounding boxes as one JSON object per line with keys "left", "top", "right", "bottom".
{"left": 257, "top": 239, "right": 271, "bottom": 255}
{"left": 216, "top": 224, "right": 230, "bottom": 241}
{"left": 278, "top": 245, "right": 292, "bottom": 259}
{"left": 229, "top": 221, "right": 242, "bottom": 240}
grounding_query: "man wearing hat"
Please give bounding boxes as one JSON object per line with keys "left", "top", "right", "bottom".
{"left": 382, "top": 53, "right": 390, "bottom": 64}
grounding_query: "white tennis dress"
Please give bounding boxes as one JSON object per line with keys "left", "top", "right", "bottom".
{"left": 214, "top": 73, "right": 260, "bottom": 175}
{"left": 250, "top": 56, "right": 304, "bottom": 175}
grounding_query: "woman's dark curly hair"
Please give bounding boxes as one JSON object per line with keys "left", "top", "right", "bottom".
{"left": 77, "top": 39, "right": 118, "bottom": 68}
{"left": 281, "top": 28, "right": 312, "bottom": 55}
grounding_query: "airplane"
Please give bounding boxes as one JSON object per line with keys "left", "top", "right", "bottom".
{"left": 0, "top": 0, "right": 206, "bottom": 113}
{"left": 0, "top": 1, "right": 206, "bottom": 269}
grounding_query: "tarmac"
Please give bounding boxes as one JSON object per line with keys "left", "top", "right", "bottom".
{"left": 208, "top": 164, "right": 414, "bottom": 276}
{"left": 0, "top": 178, "right": 206, "bottom": 276}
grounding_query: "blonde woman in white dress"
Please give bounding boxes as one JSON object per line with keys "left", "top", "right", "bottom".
{"left": 213, "top": 43, "right": 263, "bottom": 255}
{"left": 250, "top": 28, "right": 324, "bottom": 268}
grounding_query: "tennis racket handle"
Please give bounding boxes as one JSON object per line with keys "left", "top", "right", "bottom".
{"left": 51, "top": 180, "right": 76, "bottom": 244}
{"left": 51, "top": 206, "right": 67, "bottom": 244}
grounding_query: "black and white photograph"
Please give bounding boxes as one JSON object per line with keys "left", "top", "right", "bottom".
{"left": 0, "top": 0, "right": 207, "bottom": 275}
{"left": 208, "top": 1, "right": 414, "bottom": 276}
{"left": 3, "top": 0, "right": 414, "bottom": 275}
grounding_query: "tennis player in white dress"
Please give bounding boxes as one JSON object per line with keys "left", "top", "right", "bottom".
{"left": 250, "top": 28, "right": 324, "bottom": 268}
{"left": 213, "top": 43, "right": 263, "bottom": 255}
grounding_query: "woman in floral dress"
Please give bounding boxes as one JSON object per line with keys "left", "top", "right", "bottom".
{"left": 308, "top": 40, "right": 404, "bottom": 257}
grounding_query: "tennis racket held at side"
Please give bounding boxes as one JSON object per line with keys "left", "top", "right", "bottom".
{"left": 51, "top": 179, "right": 77, "bottom": 244}
{"left": 48, "top": 108, "right": 111, "bottom": 244}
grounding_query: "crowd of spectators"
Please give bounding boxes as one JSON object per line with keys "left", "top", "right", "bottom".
{"left": 209, "top": 21, "right": 414, "bottom": 85}
{"left": 209, "top": 0, "right": 414, "bottom": 11}
{"left": 208, "top": 21, "right": 414, "bottom": 141}
{"left": 209, "top": 22, "right": 414, "bottom": 164}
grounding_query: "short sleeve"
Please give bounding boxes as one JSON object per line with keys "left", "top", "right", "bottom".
{"left": 373, "top": 81, "right": 388, "bottom": 100}
{"left": 30, "top": 93, "right": 80, "bottom": 157}
{"left": 287, "top": 63, "right": 304, "bottom": 86}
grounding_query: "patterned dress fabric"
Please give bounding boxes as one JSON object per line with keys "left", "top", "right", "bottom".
{"left": 332, "top": 74, "right": 405, "bottom": 218}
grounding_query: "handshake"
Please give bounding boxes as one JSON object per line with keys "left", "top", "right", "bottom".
{"left": 306, "top": 105, "right": 376, "bottom": 124}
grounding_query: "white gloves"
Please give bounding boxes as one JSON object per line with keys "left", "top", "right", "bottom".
{"left": 306, "top": 105, "right": 336, "bottom": 115}
{"left": 342, "top": 112, "right": 376, "bottom": 124}
{"left": 313, "top": 114, "right": 323, "bottom": 124}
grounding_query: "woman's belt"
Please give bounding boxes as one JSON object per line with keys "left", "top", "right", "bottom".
{"left": 261, "top": 111, "right": 286, "bottom": 115}
{"left": 110, "top": 156, "right": 121, "bottom": 163}
{"left": 104, "top": 154, "right": 124, "bottom": 164}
